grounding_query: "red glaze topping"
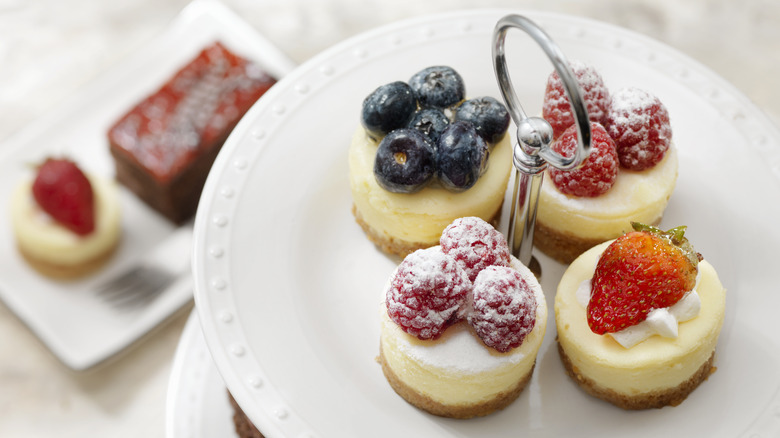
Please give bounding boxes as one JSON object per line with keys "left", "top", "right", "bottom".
{"left": 108, "top": 42, "right": 275, "bottom": 181}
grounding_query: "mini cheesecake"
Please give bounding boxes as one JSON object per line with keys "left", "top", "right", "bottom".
{"left": 555, "top": 240, "right": 725, "bottom": 409}
{"left": 379, "top": 252, "right": 546, "bottom": 418}
{"left": 536, "top": 144, "right": 678, "bottom": 264}
{"left": 350, "top": 128, "right": 512, "bottom": 258}
{"left": 10, "top": 174, "right": 121, "bottom": 278}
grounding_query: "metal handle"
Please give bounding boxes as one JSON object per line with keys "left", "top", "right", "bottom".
{"left": 492, "top": 14, "right": 592, "bottom": 273}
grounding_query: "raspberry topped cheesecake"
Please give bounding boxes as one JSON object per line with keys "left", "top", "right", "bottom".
{"left": 379, "top": 217, "right": 547, "bottom": 418}
{"left": 536, "top": 62, "right": 678, "bottom": 263}
{"left": 555, "top": 223, "right": 726, "bottom": 409}
{"left": 10, "top": 158, "right": 121, "bottom": 278}
{"left": 350, "top": 66, "right": 513, "bottom": 258}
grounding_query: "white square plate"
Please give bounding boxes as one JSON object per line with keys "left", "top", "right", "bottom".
{"left": 0, "top": 0, "right": 295, "bottom": 371}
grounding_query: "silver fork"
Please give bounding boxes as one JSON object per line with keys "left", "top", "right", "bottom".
{"left": 96, "top": 224, "right": 192, "bottom": 310}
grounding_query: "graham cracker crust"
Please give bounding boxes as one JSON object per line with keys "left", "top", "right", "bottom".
{"left": 533, "top": 221, "right": 603, "bottom": 264}
{"left": 228, "top": 393, "right": 265, "bottom": 438}
{"left": 352, "top": 204, "right": 502, "bottom": 259}
{"left": 352, "top": 204, "right": 429, "bottom": 259}
{"left": 557, "top": 340, "right": 716, "bottom": 409}
{"left": 378, "top": 343, "right": 533, "bottom": 419}
{"left": 534, "top": 217, "right": 663, "bottom": 265}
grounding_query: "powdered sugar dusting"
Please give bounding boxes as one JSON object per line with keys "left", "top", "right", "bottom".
{"left": 609, "top": 87, "right": 656, "bottom": 130}
{"left": 606, "top": 87, "right": 672, "bottom": 170}
{"left": 542, "top": 60, "right": 610, "bottom": 138}
{"left": 383, "top": 257, "right": 545, "bottom": 373}
{"left": 468, "top": 266, "right": 537, "bottom": 352}
{"left": 386, "top": 247, "right": 471, "bottom": 340}
{"left": 440, "top": 216, "right": 510, "bottom": 282}
{"left": 548, "top": 122, "right": 618, "bottom": 197}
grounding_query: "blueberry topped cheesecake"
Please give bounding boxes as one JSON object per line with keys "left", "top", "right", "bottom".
{"left": 349, "top": 65, "right": 514, "bottom": 258}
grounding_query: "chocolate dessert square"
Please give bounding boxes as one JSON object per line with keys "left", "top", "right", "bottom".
{"left": 108, "top": 42, "right": 276, "bottom": 223}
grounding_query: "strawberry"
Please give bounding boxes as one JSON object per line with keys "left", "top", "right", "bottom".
{"left": 386, "top": 247, "right": 471, "bottom": 340}
{"left": 31, "top": 158, "right": 95, "bottom": 236}
{"left": 542, "top": 60, "right": 611, "bottom": 139}
{"left": 548, "top": 122, "right": 618, "bottom": 197}
{"left": 587, "top": 223, "right": 700, "bottom": 334}
{"left": 605, "top": 87, "right": 672, "bottom": 171}
{"left": 468, "top": 266, "right": 536, "bottom": 352}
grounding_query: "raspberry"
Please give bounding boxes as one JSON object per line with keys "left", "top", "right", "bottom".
{"left": 548, "top": 122, "right": 618, "bottom": 197}
{"left": 605, "top": 87, "right": 672, "bottom": 171}
{"left": 440, "top": 216, "right": 510, "bottom": 282}
{"left": 468, "top": 266, "right": 537, "bottom": 352}
{"left": 386, "top": 247, "right": 471, "bottom": 340}
{"left": 542, "top": 61, "right": 610, "bottom": 139}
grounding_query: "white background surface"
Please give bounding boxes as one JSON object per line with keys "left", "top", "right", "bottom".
{"left": 0, "top": 1, "right": 778, "bottom": 437}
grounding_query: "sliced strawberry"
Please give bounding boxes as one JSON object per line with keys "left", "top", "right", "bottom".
{"left": 548, "top": 122, "right": 618, "bottom": 197}
{"left": 32, "top": 158, "right": 95, "bottom": 235}
{"left": 468, "top": 266, "right": 536, "bottom": 352}
{"left": 587, "top": 223, "right": 699, "bottom": 334}
{"left": 386, "top": 247, "right": 471, "bottom": 340}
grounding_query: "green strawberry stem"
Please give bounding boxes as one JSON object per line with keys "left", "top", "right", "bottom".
{"left": 630, "top": 221, "right": 699, "bottom": 267}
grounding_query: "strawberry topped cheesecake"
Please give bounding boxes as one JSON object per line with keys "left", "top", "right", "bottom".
{"left": 555, "top": 223, "right": 726, "bottom": 409}
{"left": 536, "top": 62, "right": 678, "bottom": 263}
{"left": 379, "top": 217, "right": 547, "bottom": 418}
{"left": 10, "top": 158, "right": 121, "bottom": 278}
{"left": 350, "top": 66, "right": 513, "bottom": 258}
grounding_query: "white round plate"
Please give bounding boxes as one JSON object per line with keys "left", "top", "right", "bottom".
{"left": 166, "top": 310, "right": 236, "bottom": 438}
{"left": 193, "top": 9, "right": 780, "bottom": 438}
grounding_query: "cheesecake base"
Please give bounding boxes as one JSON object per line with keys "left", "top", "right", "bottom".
{"left": 18, "top": 238, "right": 120, "bottom": 280}
{"left": 352, "top": 204, "right": 501, "bottom": 259}
{"left": 558, "top": 340, "right": 716, "bottom": 409}
{"left": 378, "top": 343, "right": 534, "bottom": 419}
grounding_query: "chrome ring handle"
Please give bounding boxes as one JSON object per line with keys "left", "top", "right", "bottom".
{"left": 492, "top": 14, "right": 593, "bottom": 273}
{"left": 493, "top": 14, "right": 592, "bottom": 172}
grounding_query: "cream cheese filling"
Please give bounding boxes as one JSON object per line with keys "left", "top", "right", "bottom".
{"left": 538, "top": 145, "right": 678, "bottom": 240}
{"left": 349, "top": 128, "right": 512, "bottom": 245}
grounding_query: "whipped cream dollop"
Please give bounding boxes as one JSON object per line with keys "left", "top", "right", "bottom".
{"left": 576, "top": 271, "right": 702, "bottom": 348}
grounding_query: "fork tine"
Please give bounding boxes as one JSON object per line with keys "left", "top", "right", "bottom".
{"left": 96, "top": 266, "right": 145, "bottom": 296}
{"left": 96, "top": 265, "right": 176, "bottom": 310}
{"left": 108, "top": 282, "right": 170, "bottom": 310}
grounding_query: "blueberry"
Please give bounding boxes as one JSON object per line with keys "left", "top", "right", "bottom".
{"left": 407, "top": 108, "right": 450, "bottom": 144}
{"left": 436, "top": 121, "right": 489, "bottom": 192}
{"left": 408, "top": 66, "right": 465, "bottom": 109}
{"left": 455, "top": 96, "right": 511, "bottom": 144}
{"left": 361, "top": 81, "right": 417, "bottom": 141}
{"left": 374, "top": 129, "right": 436, "bottom": 193}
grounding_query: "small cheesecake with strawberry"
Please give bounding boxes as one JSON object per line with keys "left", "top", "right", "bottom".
{"left": 536, "top": 62, "right": 678, "bottom": 263}
{"left": 379, "top": 217, "right": 547, "bottom": 418}
{"left": 555, "top": 223, "right": 726, "bottom": 409}
{"left": 10, "top": 158, "right": 121, "bottom": 278}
